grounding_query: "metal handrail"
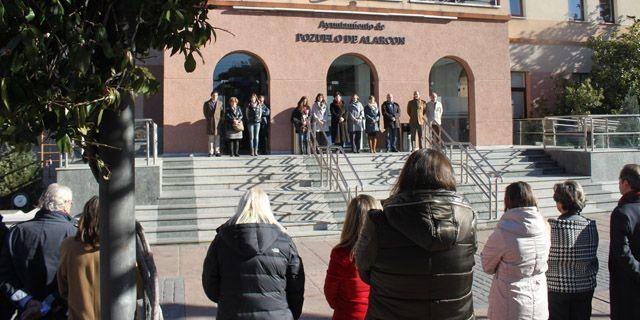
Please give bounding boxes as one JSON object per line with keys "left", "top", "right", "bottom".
{"left": 428, "top": 125, "right": 502, "bottom": 219}
{"left": 308, "top": 130, "right": 364, "bottom": 204}
{"left": 515, "top": 114, "right": 640, "bottom": 150}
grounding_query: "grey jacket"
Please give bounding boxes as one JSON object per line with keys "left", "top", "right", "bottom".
{"left": 348, "top": 101, "right": 365, "bottom": 132}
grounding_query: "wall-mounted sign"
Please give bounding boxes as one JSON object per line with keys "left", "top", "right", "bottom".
{"left": 295, "top": 20, "right": 405, "bottom": 46}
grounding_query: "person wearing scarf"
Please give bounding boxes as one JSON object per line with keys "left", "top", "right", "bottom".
{"left": 609, "top": 164, "right": 640, "bottom": 320}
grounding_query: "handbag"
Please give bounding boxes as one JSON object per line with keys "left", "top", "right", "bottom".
{"left": 232, "top": 120, "right": 244, "bottom": 132}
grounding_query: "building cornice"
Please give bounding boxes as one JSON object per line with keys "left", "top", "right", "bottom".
{"left": 207, "top": 1, "right": 511, "bottom": 22}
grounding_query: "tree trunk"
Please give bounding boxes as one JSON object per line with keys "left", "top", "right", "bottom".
{"left": 99, "top": 93, "right": 137, "bottom": 319}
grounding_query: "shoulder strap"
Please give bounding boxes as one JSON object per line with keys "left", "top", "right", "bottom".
{"left": 367, "top": 209, "right": 386, "bottom": 226}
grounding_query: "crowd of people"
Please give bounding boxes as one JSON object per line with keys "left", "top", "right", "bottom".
{"left": 200, "top": 152, "right": 640, "bottom": 320}
{"left": 0, "top": 152, "right": 638, "bottom": 320}
{"left": 204, "top": 90, "right": 443, "bottom": 156}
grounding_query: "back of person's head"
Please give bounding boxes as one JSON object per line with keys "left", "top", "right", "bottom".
{"left": 39, "top": 183, "right": 73, "bottom": 212}
{"left": 228, "top": 187, "right": 285, "bottom": 231}
{"left": 504, "top": 181, "right": 538, "bottom": 210}
{"left": 337, "top": 194, "right": 381, "bottom": 256}
{"left": 553, "top": 180, "right": 586, "bottom": 213}
{"left": 391, "top": 149, "right": 456, "bottom": 195}
{"left": 620, "top": 164, "right": 640, "bottom": 191}
{"left": 76, "top": 196, "right": 100, "bottom": 248}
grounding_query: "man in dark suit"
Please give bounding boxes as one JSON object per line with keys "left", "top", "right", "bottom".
{"left": 609, "top": 164, "right": 640, "bottom": 319}
{"left": 382, "top": 93, "right": 401, "bottom": 152}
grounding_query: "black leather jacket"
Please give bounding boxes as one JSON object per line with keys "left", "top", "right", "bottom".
{"left": 355, "top": 190, "right": 477, "bottom": 320}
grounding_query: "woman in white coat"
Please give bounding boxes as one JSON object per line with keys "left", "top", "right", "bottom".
{"left": 348, "top": 94, "right": 365, "bottom": 153}
{"left": 481, "top": 181, "right": 551, "bottom": 320}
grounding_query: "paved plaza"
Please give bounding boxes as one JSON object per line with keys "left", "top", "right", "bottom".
{"left": 154, "top": 212, "right": 614, "bottom": 319}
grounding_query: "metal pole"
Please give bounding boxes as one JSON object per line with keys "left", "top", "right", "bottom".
{"left": 519, "top": 121, "right": 523, "bottom": 145}
{"left": 98, "top": 93, "right": 137, "bottom": 320}
{"left": 153, "top": 123, "right": 158, "bottom": 165}
{"left": 583, "top": 117, "right": 588, "bottom": 151}
{"left": 145, "top": 121, "right": 150, "bottom": 166}
{"left": 606, "top": 118, "right": 610, "bottom": 149}
{"left": 591, "top": 117, "right": 595, "bottom": 151}
{"left": 542, "top": 119, "right": 547, "bottom": 149}
{"left": 488, "top": 179, "right": 492, "bottom": 218}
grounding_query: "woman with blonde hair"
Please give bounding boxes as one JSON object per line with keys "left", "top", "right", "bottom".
{"left": 324, "top": 194, "right": 380, "bottom": 320}
{"left": 202, "top": 187, "right": 305, "bottom": 320}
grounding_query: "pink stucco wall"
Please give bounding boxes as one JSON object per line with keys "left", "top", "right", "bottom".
{"left": 163, "top": 9, "right": 512, "bottom": 153}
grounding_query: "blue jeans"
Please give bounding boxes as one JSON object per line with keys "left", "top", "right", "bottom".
{"left": 248, "top": 123, "right": 260, "bottom": 149}
{"left": 297, "top": 132, "right": 308, "bottom": 154}
{"left": 386, "top": 127, "right": 399, "bottom": 151}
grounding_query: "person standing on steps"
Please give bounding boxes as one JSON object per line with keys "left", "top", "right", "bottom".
{"left": 312, "top": 93, "right": 331, "bottom": 147}
{"left": 258, "top": 95, "right": 271, "bottom": 155}
{"left": 407, "top": 91, "right": 427, "bottom": 151}
{"left": 365, "top": 95, "right": 380, "bottom": 154}
{"left": 203, "top": 90, "right": 224, "bottom": 157}
{"left": 609, "top": 164, "right": 640, "bottom": 319}
{"left": 225, "top": 97, "right": 243, "bottom": 157}
{"left": 382, "top": 93, "right": 400, "bottom": 152}
{"left": 348, "top": 94, "right": 365, "bottom": 153}
{"left": 426, "top": 92, "right": 443, "bottom": 146}
{"left": 291, "top": 97, "right": 310, "bottom": 155}
{"left": 246, "top": 93, "right": 263, "bottom": 157}
{"left": 330, "top": 92, "right": 349, "bottom": 148}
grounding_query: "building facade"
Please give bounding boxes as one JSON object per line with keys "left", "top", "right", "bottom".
{"left": 136, "top": 0, "right": 638, "bottom": 154}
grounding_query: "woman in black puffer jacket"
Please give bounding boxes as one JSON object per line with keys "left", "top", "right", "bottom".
{"left": 355, "top": 148, "right": 477, "bottom": 320}
{"left": 202, "top": 187, "right": 305, "bottom": 319}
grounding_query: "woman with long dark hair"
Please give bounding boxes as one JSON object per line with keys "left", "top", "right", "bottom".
{"left": 291, "top": 96, "right": 310, "bottom": 154}
{"left": 482, "top": 182, "right": 551, "bottom": 320}
{"left": 355, "top": 149, "right": 477, "bottom": 319}
{"left": 57, "top": 196, "right": 101, "bottom": 320}
{"left": 324, "top": 195, "right": 380, "bottom": 320}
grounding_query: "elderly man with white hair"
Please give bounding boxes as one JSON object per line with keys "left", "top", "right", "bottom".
{"left": 0, "top": 183, "right": 78, "bottom": 319}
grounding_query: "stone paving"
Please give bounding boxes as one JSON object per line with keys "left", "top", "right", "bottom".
{"left": 154, "top": 212, "right": 613, "bottom": 319}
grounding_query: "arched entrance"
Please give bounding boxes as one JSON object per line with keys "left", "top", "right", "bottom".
{"left": 326, "top": 54, "right": 376, "bottom": 104}
{"left": 429, "top": 58, "right": 472, "bottom": 142}
{"left": 213, "top": 52, "right": 270, "bottom": 153}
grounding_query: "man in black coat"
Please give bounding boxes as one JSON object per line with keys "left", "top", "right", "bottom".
{"left": 0, "top": 184, "right": 77, "bottom": 319}
{"left": 0, "top": 215, "right": 15, "bottom": 319}
{"left": 609, "top": 164, "right": 640, "bottom": 320}
{"left": 382, "top": 93, "right": 401, "bottom": 152}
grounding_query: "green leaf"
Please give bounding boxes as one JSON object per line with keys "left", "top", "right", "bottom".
{"left": 25, "top": 7, "right": 35, "bottom": 22}
{"left": 184, "top": 52, "right": 196, "bottom": 72}
{"left": 1, "top": 78, "right": 9, "bottom": 110}
{"left": 56, "top": 134, "right": 72, "bottom": 153}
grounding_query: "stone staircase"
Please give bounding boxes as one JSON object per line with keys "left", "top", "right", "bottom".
{"left": 137, "top": 147, "right": 621, "bottom": 245}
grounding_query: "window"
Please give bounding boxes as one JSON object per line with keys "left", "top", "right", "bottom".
{"left": 510, "top": 0, "right": 523, "bottom": 17}
{"left": 511, "top": 72, "right": 526, "bottom": 119}
{"left": 568, "top": 0, "right": 584, "bottom": 21}
{"left": 599, "top": 0, "right": 615, "bottom": 23}
{"left": 429, "top": 58, "right": 471, "bottom": 142}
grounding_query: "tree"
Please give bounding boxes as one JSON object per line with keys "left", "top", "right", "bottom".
{"left": 0, "top": 1, "right": 215, "bottom": 318}
{"left": 562, "top": 79, "right": 605, "bottom": 115}
{"left": 588, "top": 19, "right": 640, "bottom": 113}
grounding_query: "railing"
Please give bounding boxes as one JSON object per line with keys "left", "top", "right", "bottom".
{"left": 514, "top": 114, "right": 640, "bottom": 151}
{"left": 428, "top": 125, "right": 503, "bottom": 219}
{"left": 37, "top": 119, "right": 159, "bottom": 168}
{"left": 308, "top": 130, "right": 364, "bottom": 204}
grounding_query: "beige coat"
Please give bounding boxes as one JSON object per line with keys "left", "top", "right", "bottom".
{"left": 481, "top": 207, "right": 551, "bottom": 320}
{"left": 407, "top": 99, "right": 427, "bottom": 126}
{"left": 58, "top": 237, "right": 100, "bottom": 320}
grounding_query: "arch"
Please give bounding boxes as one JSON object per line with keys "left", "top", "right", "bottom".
{"left": 213, "top": 51, "right": 270, "bottom": 107}
{"left": 213, "top": 51, "right": 270, "bottom": 153}
{"left": 428, "top": 56, "right": 476, "bottom": 143}
{"left": 325, "top": 53, "right": 379, "bottom": 104}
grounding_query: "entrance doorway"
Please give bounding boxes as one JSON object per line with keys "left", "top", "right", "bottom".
{"left": 326, "top": 55, "right": 375, "bottom": 104}
{"left": 213, "top": 52, "right": 270, "bottom": 154}
{"left": 429, "top": 58, "right": 471, "bottom": 142}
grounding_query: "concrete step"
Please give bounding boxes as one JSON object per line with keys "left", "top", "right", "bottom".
{"left": 161, "top": 179, "right": 320, "bottom": 191}
{"left": 161, "top": 156, "right": 309, "bottom": 168}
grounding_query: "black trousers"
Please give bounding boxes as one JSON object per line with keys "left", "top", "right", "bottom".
{"left": 548, "top": 290, "right": 594, "bottom": 320}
